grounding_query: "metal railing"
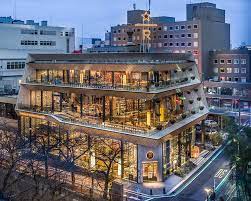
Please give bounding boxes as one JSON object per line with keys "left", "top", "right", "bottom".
{"left": 24, "top": 77, "right": 195, "bottom": 92}
{"left": 17, "top": 104, "right": 205, "bottom": 136}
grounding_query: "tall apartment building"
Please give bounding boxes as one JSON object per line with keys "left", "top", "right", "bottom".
{"left": 0, "top": 17, "right": 75, "bottom": 94}
{"left": 16, "top": 53, "right": 208, "bottom": 183}
{"left": 108, "top": 2, "right": 230, "bottom": 79}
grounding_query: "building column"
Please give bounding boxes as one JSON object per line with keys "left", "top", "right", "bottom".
{"left": 191, "top": 126, "right": 196, "bottom": 146}
{"left": 201, "top": 120, "right": 205, "bottom": 146}
{"left": 121, "top": 141, "right": 124, "bottom": 179}
{"left": 102, "top": 96, "right": 106, "bottom": 122}
{"left": 177, "top": 133, "right": 181, "bottom": 167}
{"left": 80, "top": 94, "right": 83, "bottom": 117}
{"left": 112, "top": 72, "right": 115, "bottom": 87}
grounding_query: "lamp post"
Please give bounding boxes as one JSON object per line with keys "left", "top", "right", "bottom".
{"left": 204, "top": 188, "right": 212, "bottom": 201}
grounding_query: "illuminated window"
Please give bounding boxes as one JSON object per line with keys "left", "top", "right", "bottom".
{"left": 241, "top": 59, "right": 246, "bottom": 64}
{"left": 234, "top": 68, "right": 239, "bottom": 73}
{"left": 241, "top": 77, "right": 246, "bottom": 83}
{"left": 226, "top": 68, "right": 232, "bottom": 73}
{"left": 194, "top": 33, "right": 198, "bottom": 38}
{"left": 193, "top": 41, "right": 198, "bottom": 47}
{"left": 241, "top": 68, "right": 246, "bottom": 73}
{"left": 234, "top": 59, "right": 239, "bottom": 64}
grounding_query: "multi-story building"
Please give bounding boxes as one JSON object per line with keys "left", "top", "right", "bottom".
{"left": 205, "top": 46, "right": 251, "bottom": 124}
{"left": 0, "top": 16, "right": 75, "bottom": 94}
{"left": 16, "top": 52, "right": 208, "bottom": 183}
{"left": 209, "top": 47, "right": 251, "bottom": 83}
{"left": 108, "top": 2, "right": 230, "bottom": 79}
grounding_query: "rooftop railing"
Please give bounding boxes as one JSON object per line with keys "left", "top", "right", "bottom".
{"left": 24, "top": 77, "right": 197, "bottom": 92}
{"left": 17, "top": 104, "right": 205, "bottom": 137}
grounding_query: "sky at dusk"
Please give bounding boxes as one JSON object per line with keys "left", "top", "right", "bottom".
{"left": 1, "top": 0, "right": 250, "bottom": 48}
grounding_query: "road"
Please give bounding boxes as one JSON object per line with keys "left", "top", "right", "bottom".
{"left": 151, "top": 150, "right": 230, "bottom": 201}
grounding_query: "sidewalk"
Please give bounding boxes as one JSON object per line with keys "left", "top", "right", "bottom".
{"left": 123, "top": 145, "right": 223, "bottom": 196}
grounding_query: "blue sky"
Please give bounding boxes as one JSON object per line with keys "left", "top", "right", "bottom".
{"left": 1, "top": 0, "right": 250, "bottom": 48}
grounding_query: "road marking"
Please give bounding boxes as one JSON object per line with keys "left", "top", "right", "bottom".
{"left": 215, "top": 169, "right": 228, "bottom": 178}
{"left": 128, "top": 196, "right": 141, "bottom": 200}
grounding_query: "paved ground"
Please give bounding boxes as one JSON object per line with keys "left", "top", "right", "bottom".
{"left": 151, "top": 150, "right": 230, "bottom": 201}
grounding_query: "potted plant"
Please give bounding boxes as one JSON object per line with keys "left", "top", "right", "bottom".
{"left": 189, "top": 100, "right": 194, "bottom": 104}
{"left": 197, "top": 97, "right": 202, "bottom": 101}
{"left": 191, "top": 110, "right": 196, "bottom": 114}
{"left": 170, "top": 119, "right": 176, "bottom": 124}
{"left": 182, "top": 114, "right": 187, "bottom": 119}
{"left": 199, "top": 106, "right": 204, "bottom": 110}
{"left": 191, "top": 76, "right": 195, "bottom": 80}
{"left": 156, "top": 124, "right": 163, "bottom": 130}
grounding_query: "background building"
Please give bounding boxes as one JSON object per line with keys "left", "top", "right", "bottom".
{"left": 75, "top": 37, "right": 102, "bottom": 52}
{"left": 0, "top": 16, "right": 75, "bottom": 94}
{"left": 107, "top": 2, "right": 230, "bottom": 79}
{"left": 205, "top": 46, "right": 251, "bottom": 125}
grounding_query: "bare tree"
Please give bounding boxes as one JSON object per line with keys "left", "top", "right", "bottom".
{"left": 92, "top": 138, "right": 122, "bottom": 199}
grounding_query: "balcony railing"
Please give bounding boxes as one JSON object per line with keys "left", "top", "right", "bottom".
{"left": 17, "top": 104, "right": 205, "bottom": 137}
{"left": 24, "top": 77, "right": 197, "bottom": 92}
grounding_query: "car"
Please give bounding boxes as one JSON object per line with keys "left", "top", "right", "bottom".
{"left": 205, "top": 120, "right": 218, "bottom": 127}
{"left": 205, "top": 128, "right": 218, "bottom": 135}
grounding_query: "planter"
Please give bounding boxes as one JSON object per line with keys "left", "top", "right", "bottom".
{"left": 191, "top": 110, "right": 196, "bottom": 114}
{"left": 197, "top": 97, "right": 202, "bottom": 101}
{"left": 194, "top": 88, "right": 199, "bottom": 92}
{"left": 182, "top": 114, "right": 187, "bottom": 119}
{"left": 170, "top": 119, "right": 176, "bottom": 124}
{"left": 189, "top": 100, "right": 194, "bottom": 104}
{"left": 156, "top": 124, "right": 163, "bottom": 130}
{"left": 199, "top": 106, "right": 204, "bottom": 110}
{"left": 191, "top": 76, "right": 195, "bottom": 80}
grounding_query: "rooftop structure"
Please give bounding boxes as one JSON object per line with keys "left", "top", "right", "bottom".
{"left": 16, "top": 52, "right": 208, "bottom": 183}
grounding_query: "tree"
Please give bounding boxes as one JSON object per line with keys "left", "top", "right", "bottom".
{"left": 0, "top": 119, "right": 28, "bottom": 199}
{"left": 58, "top": 127, "right": 90, "bottom": 185}
{"left": 92, "top": 138, "right": 122, "bottom": 199}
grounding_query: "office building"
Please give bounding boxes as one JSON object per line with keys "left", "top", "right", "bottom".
{"left": 108, "top": 2, "right": 230, "bottom": 79}
{"left": 16, "top": 52, "right": 208, "bottom": 183}
{"left": 0, "top": 16, "right": 75, "bottom": 94}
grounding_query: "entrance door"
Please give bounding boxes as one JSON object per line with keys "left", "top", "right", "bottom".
{"left": 143, "top": 162, "right": 158, "bottom": 182}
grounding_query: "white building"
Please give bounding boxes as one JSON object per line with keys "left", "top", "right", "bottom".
{"left": 0, "top": 17, "right": 75, "bottom": 94}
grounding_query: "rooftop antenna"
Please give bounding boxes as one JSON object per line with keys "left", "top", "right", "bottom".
{"left": 149, "top": 0, "right": 151, "bottom": 13}
{"left": 81, "top": 24, "right": 84, "bottom": 52}
{"left": 133, "top": 3, "right": 136, "bottom": 10}
{"left": 13, "top": 0, "right": 17, "bottom": 20}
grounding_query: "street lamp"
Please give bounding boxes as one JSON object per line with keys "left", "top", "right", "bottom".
{"left": 233, "top": 138, "right": 240, "bottom": 156}
{"left": 204, "top": 188, "right": 212, "bottom": 201}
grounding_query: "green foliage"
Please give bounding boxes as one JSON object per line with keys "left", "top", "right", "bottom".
{"left": 210, "top": 133, "right": 223, "bottom": 146}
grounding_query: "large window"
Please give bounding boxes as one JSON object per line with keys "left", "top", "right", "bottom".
{"left": 7, "top": 61, "right": 25, "bottom": 69}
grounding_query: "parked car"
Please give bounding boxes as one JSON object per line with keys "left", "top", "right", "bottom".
{"left": 205, "top": 120, "right": 218, "bottom": 127}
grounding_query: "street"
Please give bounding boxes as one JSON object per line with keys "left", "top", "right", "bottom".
{"left": 150, "top": 149, "right": 231, "bottom": 201}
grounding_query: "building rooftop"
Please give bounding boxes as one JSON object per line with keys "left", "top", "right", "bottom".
{"left": 28, "top": 52, "right": 195, "bottom": 64}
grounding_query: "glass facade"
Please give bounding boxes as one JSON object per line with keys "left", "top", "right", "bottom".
{"left": 27, "top": 68, "right": 195, "bottom": 92}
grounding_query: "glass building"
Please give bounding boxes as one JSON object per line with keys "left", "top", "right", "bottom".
{"left": 16, "top": 52, "right": 208, "bottom": 183}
